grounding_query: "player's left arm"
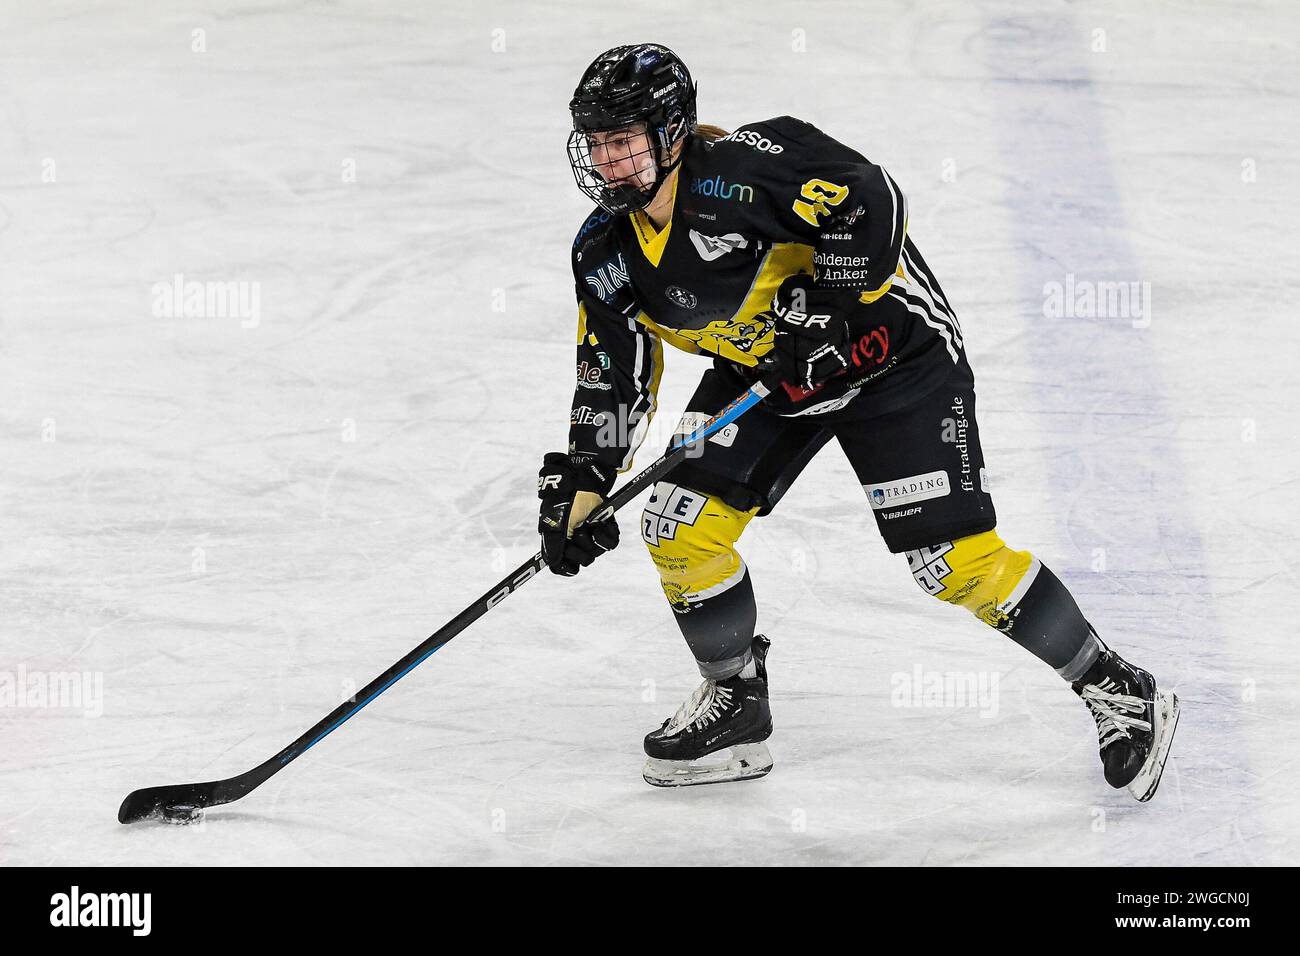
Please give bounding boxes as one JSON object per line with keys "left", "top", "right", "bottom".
{"left": 731, "top": 118, "right": 910, "bottom": 388}
{"left": 789, "top": 163, "right": 907, "bottom": 303}
{"left": 805, "top": 165, "right": 906, "bottom": 303}
{"left": 746, "top": 117, "right": 908, "bottom": 303}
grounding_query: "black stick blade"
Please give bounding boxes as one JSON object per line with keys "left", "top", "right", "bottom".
{"left": 118, "top": 781, "right": 221, "bottom": 824}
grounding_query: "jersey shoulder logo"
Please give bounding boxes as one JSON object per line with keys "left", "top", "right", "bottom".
{"left": 688, "top": 229, "right": 749, "bottom": 261}
{"left": 792, "top": 178, "right": 849, "bottom": 227}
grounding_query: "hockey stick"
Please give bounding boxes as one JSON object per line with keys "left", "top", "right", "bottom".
{"left": 118, "top": 374, "right": 781, "bottom": 823}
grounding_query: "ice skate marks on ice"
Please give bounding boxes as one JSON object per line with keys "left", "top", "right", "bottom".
{"left": 643, "top": 741, "right": 774, "bottom": 787}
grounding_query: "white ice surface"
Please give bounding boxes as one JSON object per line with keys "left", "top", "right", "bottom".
{"left": 1, "top": 0, "right": 1297, "bottom": 865}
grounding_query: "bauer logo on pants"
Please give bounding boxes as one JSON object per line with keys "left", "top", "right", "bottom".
{"left": 642, "top": 482, "right": 707, "bottom": 546}
{"left": 863, "top": 470, "right": 950, "bottom": 510}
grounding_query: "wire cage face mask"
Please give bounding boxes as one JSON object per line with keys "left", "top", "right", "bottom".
{"left": 567, "top": 121, "right": 666, "bottom": 215}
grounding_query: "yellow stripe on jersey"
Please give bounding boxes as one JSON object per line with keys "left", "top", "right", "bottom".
{"left": 646, "top": 330, "right": 665, "bottom": 402}
{"left": 575, "top": 303, "right": 666, "bottom": 472}
{"left": 636, "top": 312, "right": 703, "bottom": 355}
{"left": 636, "top": 242, "right": 814, "bottom": 366}
{"left": 734, "top": 242, "right": 813, "bottom": 351}
{"left": 858, "top": 219, "right": 908, "bottom": 305}
{"left": 627, "top": 330, "right": 666, "bottom": 473}
{"left": 576, "top": 301, "right": 607, "bottom": 348}
{"left": 858, "top": 264, "right": 902, "bottom": 305}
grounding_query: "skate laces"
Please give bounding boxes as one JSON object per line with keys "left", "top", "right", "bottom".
{"left": 692, "top": 685, "right": 733, "bottom": 730}
{"left": 1080, "top": 678, "right": 1151, "bottom": 748}
{"left": 664, "top": 680, "right": 734, "bottom": 735}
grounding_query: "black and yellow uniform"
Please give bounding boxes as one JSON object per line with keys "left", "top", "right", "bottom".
{"left": 566, "top": 117, "right": 1099, "bottom": 683}
{"left": 569, "top": 116, "right": 965, "bottom": 457}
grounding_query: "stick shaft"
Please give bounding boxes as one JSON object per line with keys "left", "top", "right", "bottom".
{"left": 118, "top": 375, "right": 778, "bottom": 821}
{"left": 280, "top": 375, "right": 775, "bottom": 763}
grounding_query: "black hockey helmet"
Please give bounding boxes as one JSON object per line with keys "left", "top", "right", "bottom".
{"left": 567, "top": 43, "right": 698, "bottom": 215}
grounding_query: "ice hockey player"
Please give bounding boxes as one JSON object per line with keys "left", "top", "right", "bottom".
{"left": 536, "top": 43, "right": 1179, "bottom": 798}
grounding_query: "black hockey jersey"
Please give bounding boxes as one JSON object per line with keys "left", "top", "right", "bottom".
{"left": 568, "top": 115, "right": 964, "bottom": 473}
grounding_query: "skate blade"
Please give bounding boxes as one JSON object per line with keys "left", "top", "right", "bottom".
{"left": 1128, "top": 691, "right": 1180, "bottom": 802}
{"left": 642, "top": 742, "right": 774, "bottom": 788}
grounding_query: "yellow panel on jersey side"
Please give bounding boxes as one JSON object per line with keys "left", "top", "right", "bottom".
{"left": 636, "top": 243, "right": 814, "bottom": 366}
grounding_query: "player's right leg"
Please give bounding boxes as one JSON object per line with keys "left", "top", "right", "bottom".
{"left": 639, "top": 367, "right": 829, "bottom": 786}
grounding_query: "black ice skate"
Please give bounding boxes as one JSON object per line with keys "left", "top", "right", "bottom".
{"left": 1072, "top": 639, "right": 1180, "bottom": 802}
{"left": 642, "top": 635, "right": 774, "bottom": 787}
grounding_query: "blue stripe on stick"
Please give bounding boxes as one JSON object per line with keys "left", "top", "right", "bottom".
{"left": 286, "top": 642, "right": 446, "bottom": 763}
{"left": 670, "top": 386, "right": 764, "bottom": 452}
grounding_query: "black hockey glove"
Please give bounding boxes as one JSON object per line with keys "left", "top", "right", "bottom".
{"left": 537, "top": 452, "right": 619, "bottom": 576}
{"left": 761, "top": 274, "right": 856, "bottom": 392}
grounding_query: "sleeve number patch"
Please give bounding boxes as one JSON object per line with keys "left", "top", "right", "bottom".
{"left": 792, "top": 178, "right": 849, "bottom": 227}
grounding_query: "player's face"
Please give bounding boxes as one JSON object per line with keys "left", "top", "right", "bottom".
{"left": 586, "top": 124, "right": 657, "bottom": 191}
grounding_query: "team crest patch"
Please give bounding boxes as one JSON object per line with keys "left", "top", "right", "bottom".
{"left": 665, "top": 285, "right": 698, "bottom": 309}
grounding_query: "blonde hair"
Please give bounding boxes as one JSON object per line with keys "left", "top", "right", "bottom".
{"left": 695, "top": 123, "right": 729, "bottom": 142}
